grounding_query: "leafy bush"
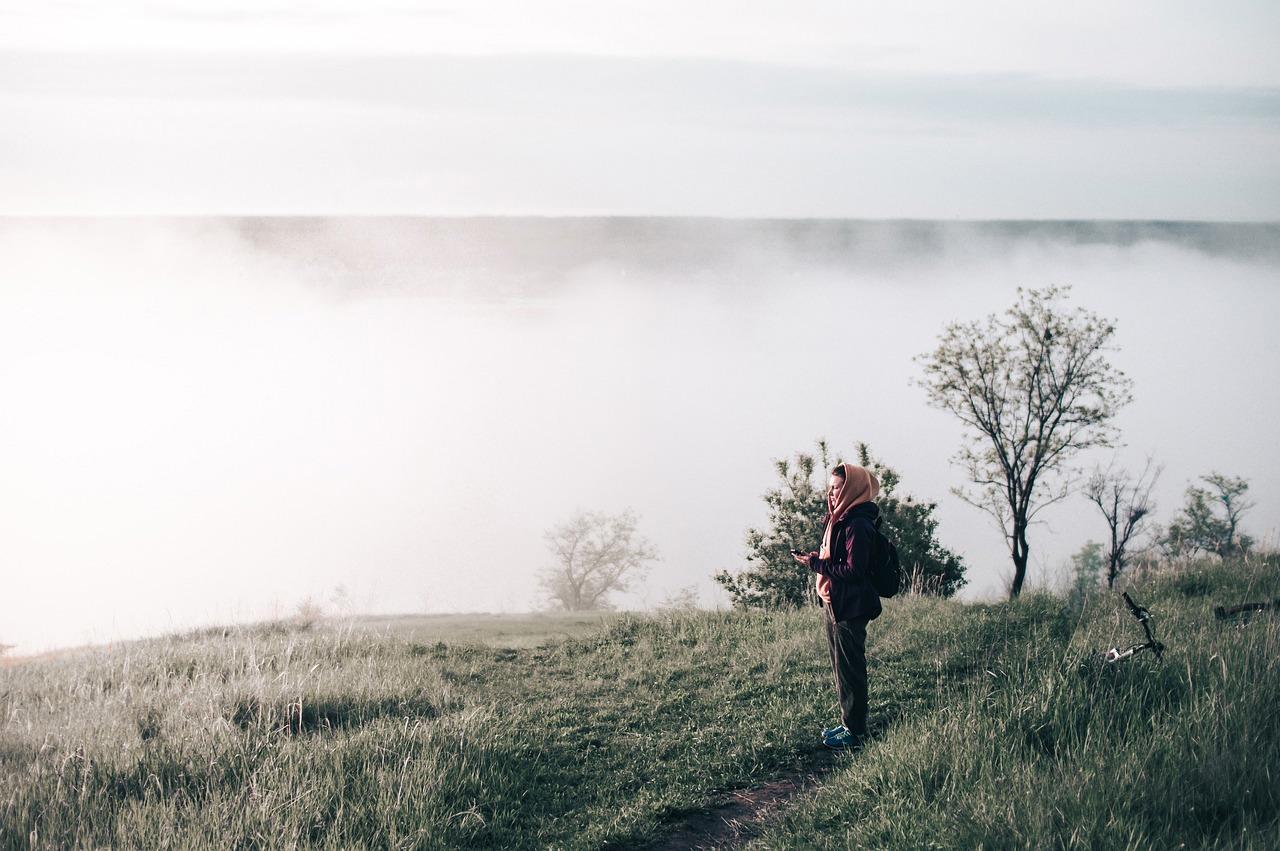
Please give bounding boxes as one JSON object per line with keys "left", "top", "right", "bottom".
{"left": 715, "top": 440, "right": 967, "bottom": 609}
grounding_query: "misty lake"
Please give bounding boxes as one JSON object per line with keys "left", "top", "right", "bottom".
{"left": 1, "top": 217, "right": 1277, "bottom": 655}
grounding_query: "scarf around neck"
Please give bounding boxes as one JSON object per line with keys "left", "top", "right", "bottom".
{"left": 819, "top": 463, "right": 881, "bottom": 559}
{"left": 816, "top": 463, "right": 880, "bottom": 603}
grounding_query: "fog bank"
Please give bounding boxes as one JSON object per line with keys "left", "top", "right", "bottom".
{"left": 1, "top": 218, "right": 1277, "bottom": 654}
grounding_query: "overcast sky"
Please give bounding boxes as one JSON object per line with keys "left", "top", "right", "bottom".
{"left": 2, "top": 0, "right": 1278, "bottom": 216}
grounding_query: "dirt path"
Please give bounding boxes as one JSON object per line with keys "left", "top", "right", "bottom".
{"left": 644, "top": 753, "right": 841, "bottom": 850}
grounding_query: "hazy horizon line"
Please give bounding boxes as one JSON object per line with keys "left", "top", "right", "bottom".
{"left": 5, "top": 215, "right": 1279, "bottom": 223}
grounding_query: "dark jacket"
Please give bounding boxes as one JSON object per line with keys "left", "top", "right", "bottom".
{"left": 809, "top": 501, "right": 883, "bottom": 623}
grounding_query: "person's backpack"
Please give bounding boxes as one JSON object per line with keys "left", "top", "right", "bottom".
{"left": 866, "top": 516, "right": 903, "bottom": 598}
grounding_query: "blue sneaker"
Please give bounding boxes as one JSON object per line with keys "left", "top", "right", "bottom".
{"left": 823, "top": 727, "right": 866, "bottom": 751}
{"left": 822, "top": 724, "right": 846, "bottom": 739}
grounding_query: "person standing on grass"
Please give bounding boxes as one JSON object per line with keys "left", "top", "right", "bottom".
{"left": 793, "top": 463, "right": 882, "bottom": 750}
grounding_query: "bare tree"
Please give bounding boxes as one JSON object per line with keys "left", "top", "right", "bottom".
{"left": 1084, "top": 456, "right": 1162, "bottom": 587}
{"left": 916, "top": 286, "right": 1134, "bottom": 598}
{"left": 540, "top": 509, "right": 658, "bottom": 611}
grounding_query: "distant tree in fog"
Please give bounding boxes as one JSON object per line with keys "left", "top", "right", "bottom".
{"left": 329, "top": 584, "right": 354, "bottom": 617}
{"left": 657, "top": 586, "right": 700, "bottom": 611}
{"left": 540, "top": 509, "right": 658, "bottom": 611}
{"left": 1067, "top": 541, "right": 1105, "bottom": 611}
{"left": 1161, "top": 472, "right": 1255, "bottom": 559}
{"left": 294, "top": 597, "right": 324, "bottom": 630}
{"left": 916, "top": 286, "right": 1133, "bottom": 599}
{"left": 1084, "top": 456, "right": 1162, "bottom": 587}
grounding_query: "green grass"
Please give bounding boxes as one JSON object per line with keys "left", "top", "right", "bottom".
{"left": 2, "top": 557, "right": 1278, "bottom": 849}
{"left": 340, "top": 611, "right": 617, "bottom": 648}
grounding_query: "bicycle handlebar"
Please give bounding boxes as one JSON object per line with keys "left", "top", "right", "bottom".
{"left": 1121, "top": 591, "right": 1151, "bottom": 622}
{"left": 1114, "top": 591, "right": 1163, "bottom": 661}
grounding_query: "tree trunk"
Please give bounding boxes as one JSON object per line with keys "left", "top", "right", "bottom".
{"left": 1107, "top": 523, "right": 1120, "bottom": 588}
{"left": 1009, "top": 522, "right": 1030, "bottom": 598}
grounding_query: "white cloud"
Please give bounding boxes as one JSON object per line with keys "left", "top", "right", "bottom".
{"left": 1, "top": 1, "right": 1278, "bottom": 87}
{"left": 1, "top": 52, "right": 1277, "bottom": 217}
{"left": 1, "top": 2, "right": 1277, "bottom": 216}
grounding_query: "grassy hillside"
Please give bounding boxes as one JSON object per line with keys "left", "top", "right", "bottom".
{"left": 751, "top": 556, "right": 1280, "bottom": 850}
{"left": 2, "top": 557, "right": 1277, "bottom": 849}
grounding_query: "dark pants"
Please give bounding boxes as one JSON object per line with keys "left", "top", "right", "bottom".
{"left": 824, "top": 603, "right": 869, "bottom": 739}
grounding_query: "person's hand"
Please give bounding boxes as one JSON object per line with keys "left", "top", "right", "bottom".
{"left": 792, "top": 551, "right": 811, "bottom": 567}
